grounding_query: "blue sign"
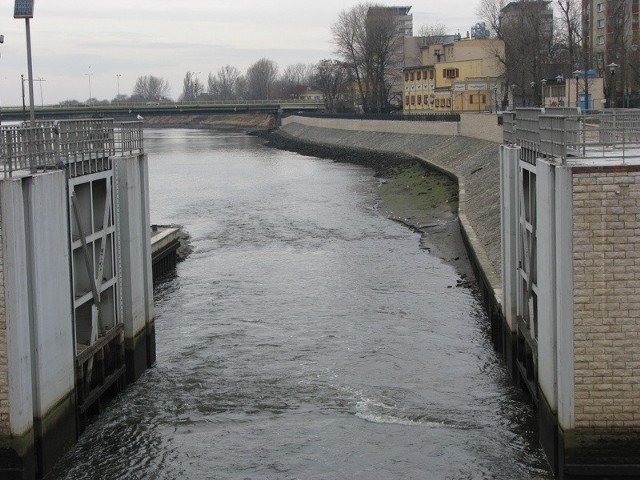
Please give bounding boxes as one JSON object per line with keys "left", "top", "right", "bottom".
{"left": 14, "top": 0, "right": 34, "bottom": 19}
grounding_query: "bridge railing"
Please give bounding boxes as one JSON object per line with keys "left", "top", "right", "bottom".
{"left": 1, "top": 119, "right": 144, "bottom": 178}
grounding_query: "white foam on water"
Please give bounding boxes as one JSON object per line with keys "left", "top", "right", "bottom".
{"left": 355, "top": 398, "right": 446, "bottom": 427}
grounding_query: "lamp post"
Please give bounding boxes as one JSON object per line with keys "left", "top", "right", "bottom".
{"left": 15, "top": 0, "right": 35, "bottom": 125}
{"left": 572, "top": 70, "right": 582, "bottom": 108}
{"left": 556, "top": 75, "right": 564, "bottom": 106}
{"left": 85, "top": 67, "right": 93, "bottom": 105}
{"left": 530, "top": 81, "right": 535, "bottom": 106}
{"left": 34, "top": 77, "right": 45, "bottom": 107}
{"left": 116, "top": 73, "right": 121, "bottom": 98}
{"left": 541, "top": 79, "right": 547, "bottom": 107}
{"left": 608, "top": 62, "right": 619, "bottom": 108}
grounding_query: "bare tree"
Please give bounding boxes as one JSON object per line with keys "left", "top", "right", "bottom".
{"left": 476, "top": 0, "right": 507, "bottom": 38}
{"left": 332, "top": 3, "right": 369, "bottom": 110}
{"left": 279, "top": 63, "right": 315, "bottom": 99}
{"left": 131, "top": 75, "right": 171, "bottom": 102}
{"left": 332, "top": 3, "right": 400, "bottom": 112}
{"left": 417, "top": 23, "right": 449, "bottom": 44}
{"left": 479, "top": 0, "right": 555, "bottom": 106}
{"left": 556, "top": 0, "right": 582, "bottom": 70}
{"left": 246, "top": 58, "right": 279, "bottom": 100}
{"left": 208, "top": 65, "right": 243, "bottom": 101}
{"left": 180, "top": 71, "right": 204, "bottom": 102}
{"left": 315, "top": 59, "right": 353, "bottom": 112}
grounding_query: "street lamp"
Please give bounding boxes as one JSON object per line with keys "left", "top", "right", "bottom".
{"left": 116, "top": 73, "right": 122, "bottom": 98}
{"left": 556, "top": 75, "right": 564, "bottom": 106}
{"left": 34, "top": 77, "right": 45, "bottom": 107}
{"left": 572, "top": 70, "right": 582, "bottom": 108}
{"left": 607, "top": 62, "right": 619, "bottom": 108}
{"left": 541, "top": 79, "right": 547, "bottom": 108}
{"left": 530, "top": 81, "right": 535, "bottom": 106}
{"left": 85, "top": 66, "right": 93, "bottom": 105}
{"left": 14, "top": 0, "right": 35, "bottom": 125}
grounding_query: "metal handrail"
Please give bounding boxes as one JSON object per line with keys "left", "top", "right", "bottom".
{"left": 504, "top": 108, "right": 640, "bottom": 164}
{"left": 1, "top": 119, "right": 143, "bottom": 178}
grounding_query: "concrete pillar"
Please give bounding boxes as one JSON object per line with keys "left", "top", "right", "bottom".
{"left": 499, "top": 145, "right": 520, "bottom": 332}
{"left": 114, "top": 154, "right": 154, "bottom": 383}
{"left": 0, "top": 178, "right": 36, "bottom": 479}
{"left": 535, "top": 159, "right": 559, "bottom": 470}
{"left": 0, "top": 171, "right": 76, "bottom": 477}
{"left": 554, "top": 166, "right": 575, "bottom": 436}
{"left": 24, "top": 172, "right": 76, "bottom": 476}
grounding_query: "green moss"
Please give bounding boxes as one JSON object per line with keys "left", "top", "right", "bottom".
{"left": 377, "top": 163, "right": 458, "bottom": 225}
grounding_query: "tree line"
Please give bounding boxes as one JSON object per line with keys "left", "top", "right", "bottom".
{"left": 58, "top": 57, "right": 354, "bottom": 113}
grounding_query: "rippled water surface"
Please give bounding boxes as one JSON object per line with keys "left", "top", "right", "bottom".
{"left": 49, "top": 129, "right": 552, "bottom": 479}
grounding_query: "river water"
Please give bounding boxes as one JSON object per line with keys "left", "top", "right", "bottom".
{"left": 48, "top": 129, "right": 552, "bottom": 479}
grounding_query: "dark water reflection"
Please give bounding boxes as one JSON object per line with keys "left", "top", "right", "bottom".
{"left": 48, "top": 129, "right": 552, "bottom": 479}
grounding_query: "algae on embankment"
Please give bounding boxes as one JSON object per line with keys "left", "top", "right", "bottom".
{"left": 377, "top": 164, "right": 458, "bottom": 226}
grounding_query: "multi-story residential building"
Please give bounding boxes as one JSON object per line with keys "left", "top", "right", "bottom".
{"left": 582, "top": 0, "right": 640, "bottom": 106}
{"left": 402, "top": 38, "right": 505, "bottom": 113}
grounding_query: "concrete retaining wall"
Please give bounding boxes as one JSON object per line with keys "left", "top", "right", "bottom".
{"left": 282, "top": 112, "right": 504, "bottom": 144}
{"left": 280, "top": 116, "right": 503, "bottom": 304}
{"left": 114, "top": 154, "right": 155, "bottom": 382}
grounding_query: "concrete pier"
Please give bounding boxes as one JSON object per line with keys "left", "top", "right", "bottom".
{"left": 150, "top": 226, "right": 181, "bottom": 279}
{"left": 501, "top": 108, "right": 640, "bottom": 477}
{"left": 0, "top": 119, "right": 154, "bottom": 478}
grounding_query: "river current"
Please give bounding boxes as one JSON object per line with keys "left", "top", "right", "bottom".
{"left": 48, "top": 129, "right": 552, "bottom": 479}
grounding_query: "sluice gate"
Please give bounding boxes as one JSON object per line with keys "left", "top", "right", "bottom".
{"left": 0, "top": 119, "right": 155, "bottom": 479}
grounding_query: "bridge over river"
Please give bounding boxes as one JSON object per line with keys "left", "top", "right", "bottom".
{"left": 0, "top": 101, "right": 324, "bottom": 123}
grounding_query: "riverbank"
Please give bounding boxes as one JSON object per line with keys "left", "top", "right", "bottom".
{"left": 254, "top": 129, "right": 476, "bottom": 282}
{"left": 141, "top": 113, "right": 275, "bottom": 130}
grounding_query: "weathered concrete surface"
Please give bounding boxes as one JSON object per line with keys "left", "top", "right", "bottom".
{"left": 279, "top": 120, "right": 503, "bottom": 302}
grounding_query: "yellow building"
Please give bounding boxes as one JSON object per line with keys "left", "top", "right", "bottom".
{"left": 403, "top": 38, "right": 505, "bottom": 114}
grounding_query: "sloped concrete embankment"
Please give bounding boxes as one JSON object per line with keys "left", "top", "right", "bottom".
{"left": 279, "top": 120, "right": 503, "bottom": 309}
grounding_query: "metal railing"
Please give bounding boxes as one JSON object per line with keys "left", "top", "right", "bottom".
{"left": 503, "top": 108, "right": 640, "bottom": 165}
{"left": 1, "top": 119, "right": 143, "bottom": 178}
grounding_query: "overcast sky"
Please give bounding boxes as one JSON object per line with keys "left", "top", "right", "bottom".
{"left": 0, "top": 1, "right": 481, "bottom": 106}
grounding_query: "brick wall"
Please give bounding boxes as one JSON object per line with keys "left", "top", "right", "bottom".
{"left": 0, "top": 205, "right": 9, "bottom": 436}
{"left": 572, "top": 167, "right": 640, "bottom": 428}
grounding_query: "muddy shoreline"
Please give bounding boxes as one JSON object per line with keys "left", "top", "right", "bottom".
{"left": 253, "top": 129, "right": 475, "bottom": 285}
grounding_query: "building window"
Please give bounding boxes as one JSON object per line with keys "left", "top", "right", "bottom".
{"left": 417, "top": 95, "right": 422, "bottom": 105}
{"left": 597, "top": 18, "right": 605, "bottom": 28}
{"left": 481, "top": 94, "right": 486, "bottom": 103}
{"left": 404, "top": 72, "right": 409, "bottom": 82}
{"left": 443, "top": 68, "right": 459, "bottom": 79}
{"left": 597, "top": 35, "right": 605, "bottom": 45}
{"left": 405, "top": 95, "right": 410, "bottom": 106}
{"left": 597, "top": 2, "right": 604, "bottom": 12}
{"left": 410, "top": 72, "right": 414, "bottom": 81}
{"left": 417, "top": 71, "right": 421, "bottom": 80}
{"left": 411, "top": 95, "right": 415, "bottom": 105}
{"left": 469, "top": 95, "right": 474, "bottom": 105}
{"left": 446, "top": 98, "right": 451, "bottom": 107}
